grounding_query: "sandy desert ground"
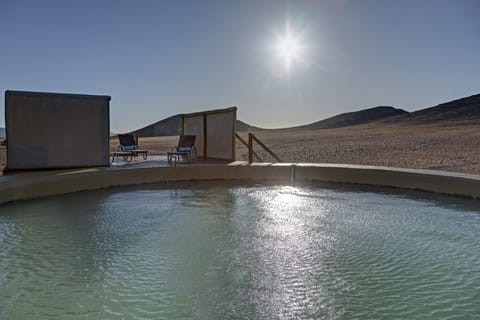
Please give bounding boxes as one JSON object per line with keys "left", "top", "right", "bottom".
{"left": 109, "top": 120, "right": 480, "bottom": 175}
{"left": 1, "top": 121, "right": 479, "bottom": 175}
{"left": 235, "top": 121, "right": 480, "bottom": 175}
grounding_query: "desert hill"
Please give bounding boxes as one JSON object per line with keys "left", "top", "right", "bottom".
{"left": 272, "top": 106, "right": 408, "bottom": 132}
{"left": 127, "top": 93, "right": 479, "bottom": 136}
{"left": 244, "top": 93, "right": 480, "bottom": 131}
{"left": 382, "top": 93, "right": 480, "bottom": 124}
{"left": 130, "top": 115, "right": 264, "bottom": 137}
{"left": 128, "top": 106, "right": 407, "bottom": 136}
{"left": 236, "top": 120, "right": 263, "bottom": 132}
{"left": 130, "top": 115, "right": 181, "bottom": 137}
{"left": 130, "top": 117, "right": 263, "bottom": 137}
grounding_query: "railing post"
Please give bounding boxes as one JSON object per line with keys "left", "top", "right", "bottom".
{"left": 251, "top": 134, "right": 282, "bottom": 163}
{"left": 236, "top": 132, "right": 262, "bottom": 162}
{"left": 248, "top": 133, "right": 253, "bottom": 164}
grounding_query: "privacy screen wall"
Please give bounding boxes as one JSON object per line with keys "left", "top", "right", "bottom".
{"left": 5, "top": 91, "right": 110, "bottom": 170}
{"left": 182, "top": 107, "right": 236, "bottom": 161}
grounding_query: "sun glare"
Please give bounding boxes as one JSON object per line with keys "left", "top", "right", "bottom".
{"left": 273, "top": 24, "right": 304, "bottom": 73}
{"left": 276, "top": 34, "right": 300, "bottom": 69}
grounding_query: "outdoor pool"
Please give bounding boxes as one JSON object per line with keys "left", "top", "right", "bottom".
{"left": 1, "top": 182, "right": 479, "bottom": 319}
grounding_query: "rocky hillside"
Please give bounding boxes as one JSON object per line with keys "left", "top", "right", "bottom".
{"left": 127, "top": 93, "right": 480, "bottom": 136}
{"left": 284, "top": 106, "right": 408, "bottom": 131}
{"left": 385, "top": 93, "right": 480, "bottom": 124}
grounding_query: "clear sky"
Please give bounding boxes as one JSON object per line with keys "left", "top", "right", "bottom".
{"left": 1, "top": 0, "right": 479, "bottom": 132}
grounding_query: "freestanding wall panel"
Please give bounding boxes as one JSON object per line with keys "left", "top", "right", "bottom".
{"left": 5, "top": 91, "right": 110, "bottom": 170}
{"left": 182, "top": 107, "right": 236, "bottom": 161}
{"left": 206, "top": 112, "right": 235, "bottom": 159}
{"left": 183, "top": 115, "right": 205, "bottom": 157}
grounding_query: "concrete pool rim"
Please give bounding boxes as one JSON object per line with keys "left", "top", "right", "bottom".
{"left": 0, "top": 162, "right": 479, "bottom": 205}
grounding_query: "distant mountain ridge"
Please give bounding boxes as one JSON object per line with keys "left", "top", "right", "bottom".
{"left": 128, "top": 106, "right": 408, "bottom": 136}
{"left": 1, "top": 93, "right": 475, "bottom": 139}
{"left": 277, "top": 106, "right": 408, "bottom": 132}
{"left": 131, "top": 115, "right": 181, "bottom": 137}
{"left": 235, "top": 120, "right": 263, "bottom": 132}
{"left": 123, "top": 93, "right": 480, "bottom": 136}
{"left": 383, "top": 93, "right": 480, "bottom": 124}
{"left": 239, "top": 93, "right": 480, "bottom": 132}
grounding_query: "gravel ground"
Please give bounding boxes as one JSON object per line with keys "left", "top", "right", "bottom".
{"left": 235, "top": 121, "right": 480, "bottom": 175}
{"left": 1, "top": 121, "right": 478, "bottom": 175}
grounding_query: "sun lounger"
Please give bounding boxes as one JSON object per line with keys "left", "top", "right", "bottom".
{"left": 114, "top": 134, "right": 148, "bottom": 161}
{"left": 167, "top": 135, "right": 197, "bottom": 165}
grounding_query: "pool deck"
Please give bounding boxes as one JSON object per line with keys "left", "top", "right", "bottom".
{"left": 110, "top": 155, "right": 233, "bottom": 168}
{"left": 1, "top": 157, "right": 480, "bottom": 205}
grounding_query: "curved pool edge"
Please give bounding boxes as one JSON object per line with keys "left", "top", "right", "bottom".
{"left": 1, "top": 162, "right": 479, "bottom": 205}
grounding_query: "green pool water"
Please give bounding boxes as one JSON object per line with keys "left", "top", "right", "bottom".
{"left": 1, "top": 182, "right": 479, "bottom": 319}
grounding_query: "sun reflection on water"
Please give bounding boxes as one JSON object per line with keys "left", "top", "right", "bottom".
{"left": 242, "top": 185, "right": 342, "bottom": 318}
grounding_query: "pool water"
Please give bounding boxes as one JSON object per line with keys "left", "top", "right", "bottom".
{"left": 1, "top": 182, "right": 479, "bottom": 319}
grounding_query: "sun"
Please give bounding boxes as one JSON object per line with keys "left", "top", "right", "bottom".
{"left": 273, "top": 26, "right": 303, "bottom": 72}
{"left": 276, "top": 35, "right": 300, "bottom": 68}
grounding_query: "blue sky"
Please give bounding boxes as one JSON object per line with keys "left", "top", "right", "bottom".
{"left": 1, "top": 0, "right": 479, "bottom": 132}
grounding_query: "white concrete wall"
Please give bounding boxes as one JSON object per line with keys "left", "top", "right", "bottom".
{"left": 206, "top": 112, "right": 235, "bottom": 160}
{"left": 5, "top": 91, "right": 110, "bottom": 170}
{"left": 183, "top": 115, "right": 204, "bottom": 156}
{"left": 0, "top": 163, "right": 479, "bottom": 205}
{"left": 182, "top": 107, "right": 236, "bottom": 160}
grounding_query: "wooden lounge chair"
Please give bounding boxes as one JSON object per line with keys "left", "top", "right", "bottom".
{"left": 167, "top": 135, "right": 197, "bottom": 165}
{"left": 114, "top": 134, "right": 148, "bottom": 161}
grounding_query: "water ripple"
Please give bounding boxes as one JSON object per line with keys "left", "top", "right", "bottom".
{"left": 0, "top": 184, "right": 479, "bottom": 319}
